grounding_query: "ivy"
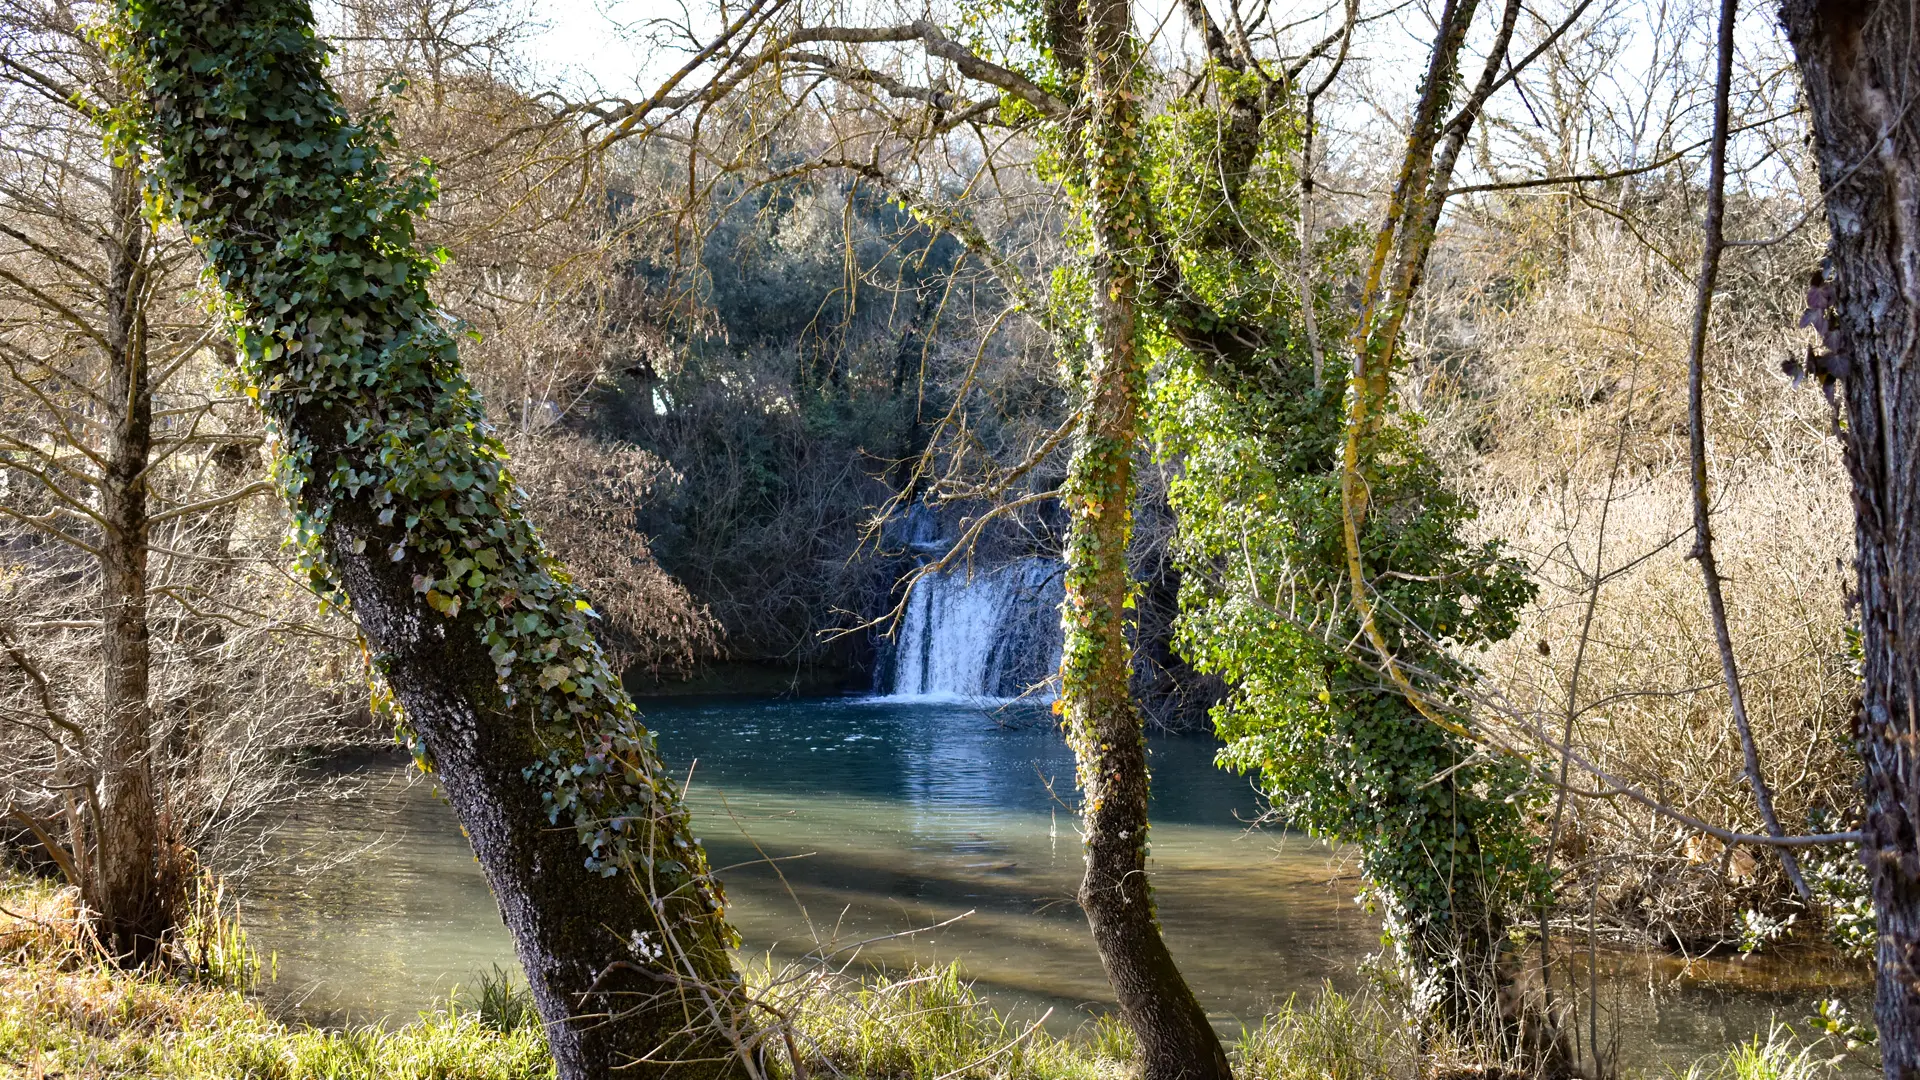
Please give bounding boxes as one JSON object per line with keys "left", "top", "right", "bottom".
{"left": 101, "top": 0, "right": 732, "bottom": 934}
{"left": 1138, "top": 73, "right": 1546, "bottom": 1013}
{"left": 1057, "top": 24, "right": 1149, "bottom": 733}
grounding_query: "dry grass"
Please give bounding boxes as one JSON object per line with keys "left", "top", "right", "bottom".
{"left": 1479, "top": 466, "right": 1853, "bottom": 940}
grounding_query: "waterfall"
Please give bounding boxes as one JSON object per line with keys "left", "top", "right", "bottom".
{"left": 884, "top": 557, "right": 1064, "bottom": 701}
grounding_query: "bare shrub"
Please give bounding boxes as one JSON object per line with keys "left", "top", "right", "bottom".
{"left": 1479, "top": 468, "right": 1853, "bottom": 944}
{"left": 0, "top": 0, "right": 366, "bottom": 919}
{"left": 507, "top": 431, "right": 718, "bottom": 678}
{"left": 1428, "top": 206, "right": 1855, "bottom": 945}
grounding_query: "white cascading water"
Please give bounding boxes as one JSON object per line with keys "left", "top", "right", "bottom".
{"left": 885, "top": 557, "right": 1065, "bottom": 701}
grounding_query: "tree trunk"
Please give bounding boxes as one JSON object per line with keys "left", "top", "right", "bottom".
{"left": 94, "top": 161, "right": 168, "bottom": 963}
{"left": 1778, "top": 2, "right": 1920, "bottom": 1073}
{"left": 112, "top": 2, "right": 746, "bottom": 1075}
{"left": 1058, "top": 2, "right": 1233, "bottom": 1077}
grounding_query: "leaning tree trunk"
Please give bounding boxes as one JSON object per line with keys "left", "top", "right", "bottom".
{"left": 94, "top": 161, "right": 169, "bottom": 963}
{"left": 108, "top": 2, "right": 746, "bottom": 1076}
{"left": 1778, "top": 1, "right": 1920, "bottom": 1073}
{"left": 1057, "top": 2, "right": 1233, "bottom": 1077}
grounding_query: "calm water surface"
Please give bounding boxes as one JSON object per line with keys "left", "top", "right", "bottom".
{"left": 243, "top": 696, "right": 1873, "bottom": 1073}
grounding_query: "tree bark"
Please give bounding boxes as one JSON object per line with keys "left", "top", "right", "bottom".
{"left": 1778, "top": 0, "right": 1920, "bottom": 1072}
{"left": 94, "top": 161, "right": 168, "bottom": 963}
{"left": 1058, "top": 2, "right": 1233, "bottom": 1077}
{"left": 113, "top": 2, "right": 747, "bottom": 1075}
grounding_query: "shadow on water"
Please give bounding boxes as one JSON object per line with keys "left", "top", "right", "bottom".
{"left": 243, "top": 696, "right": 1873, "bottom": 1073}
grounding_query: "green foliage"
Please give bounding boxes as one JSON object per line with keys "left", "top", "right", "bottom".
{"left": 100, "top": 0, "right": 728, "bottom": 938}
{"left": 1148, "top": 91, "right": 1304, "bottom": 325}
{"left": 1138, "top": 76, "right": 1546, "bottom": 1000}
{"left": 1803, "top": 833, "right": 1874, "bottom": 959}
{"left": 1056, "top": 21, "right": 1149, "bottom": 727}
{"left": 1735, "top": 908, "right": 1799, "bottom": 956}
{"left": 1155, "top": 358, "right": 1544, "bottom": 979}
{"left": 464, "top": 964, "right": 539, "bottom": 1035}
{"left": 1810, "top": 998, "right": 1875, "bottom": 1053}
{"left": 613, "top": 175, "right": 965, "bottom": 669}
{"left": 691, "top": 177, "right": 960, "bottom": 362}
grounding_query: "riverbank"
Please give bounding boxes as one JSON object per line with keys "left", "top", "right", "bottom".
{"left": 0, "top": 875, "right": 1849, "bottom": 1080}
{"left": 0, "top": 878, "right": 546, "bottom": 1078}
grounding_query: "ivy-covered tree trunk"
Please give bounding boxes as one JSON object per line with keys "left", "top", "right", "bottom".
{"left": 107, "top": 3, "right": 746, "bottom": 1076}
{"left": 95, "top": 161, "right": 169, "bottom": 962}
{"left": 1778, "top": 1, "right": 1920, "bottom": 1071}
{"left": 1132, "top": 0, "right": 1554, "bottom": 1050}
{"left": 1058, "top": 2, "right": 1233, "bottom": 1077}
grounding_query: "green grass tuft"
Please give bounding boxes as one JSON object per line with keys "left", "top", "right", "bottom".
{"left": 173, "top": 873, "right": 269, "bottom": 991}
{"left": 1670, "top": 1024, "right": 1842, "bottom": 1080}
{"left": 758, "top": 962, "right": 1126, "bottom": 1080}
{"left": 463, "top": 964, "right": 539, "bottom": 1035}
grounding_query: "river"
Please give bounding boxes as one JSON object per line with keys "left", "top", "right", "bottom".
{"left": 242, "top": 695, "right": 1873, "bottom": 1074}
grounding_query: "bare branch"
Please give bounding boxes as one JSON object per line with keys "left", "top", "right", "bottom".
{"left": 1681, "top": 0, "right": 1810, "bottom": 901}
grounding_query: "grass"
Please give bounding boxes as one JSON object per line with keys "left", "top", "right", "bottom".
{"left": 761, "top": 962, "right": 1125, "bottom": 1080}
{"left": 464, "top": 965, "right": 537, "bottom": 1036}
{"left": 171, "top": 873, "right": 269, "bottom": 991}
{"left": 1668, "top": 1025, "right": 1838, "bottom": 1080}
{"left": 0, "top": 876, "right": 1851, "bottom": 1079}
{"left": 1236, "top": 986, "right": 1411, "bottom": 1080}
{"left": 1, "top": 878, "right": 549, "bottom": 1079}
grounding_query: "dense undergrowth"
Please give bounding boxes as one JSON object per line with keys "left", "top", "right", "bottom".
{"left": 0, "top": 876, "right": 1845, "bottom": 1079}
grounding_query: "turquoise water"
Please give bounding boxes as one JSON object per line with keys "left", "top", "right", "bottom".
{"left": 243, "top": 696, "right": 1872, "bottom": 1072}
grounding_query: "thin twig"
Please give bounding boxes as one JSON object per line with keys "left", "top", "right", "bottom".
{"left": 1681, "top": 0, "right": 1810, "bottom": 901}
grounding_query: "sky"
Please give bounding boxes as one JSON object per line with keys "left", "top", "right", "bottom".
{"left": 514, "top": 0, "right": 1225, "bottom": 102}
{"left": 485, "top": 0, "right": 1799, "bottom": 199}
{"left": 520, "top": 2, "right": 639, "bottom": 96}
{"left": 518, "top": 0, "right": 740, "bottom": 101}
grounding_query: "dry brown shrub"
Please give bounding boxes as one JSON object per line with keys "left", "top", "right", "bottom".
{"left": 507, "top": 431, "right": 719, "bottom": 679}
{"left": 1424, "top": 210, "right": 1856, "bottom": 945}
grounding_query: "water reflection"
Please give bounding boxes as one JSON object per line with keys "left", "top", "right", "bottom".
{"left": 242, "top": 697, "right": 1872, "bottom": 1075}
{"left": 630, "top": 697, "right": 1372, "bottom": 1026}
